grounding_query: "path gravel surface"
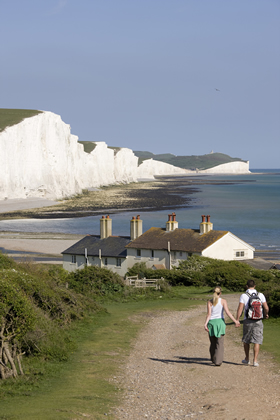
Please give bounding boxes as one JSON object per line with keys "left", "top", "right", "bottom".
{"left": 114, "top": 295, "right": 280, "bottom": 419}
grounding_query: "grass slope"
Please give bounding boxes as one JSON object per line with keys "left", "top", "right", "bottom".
{"left": 134, "top": 151, "right": 247, "bottom": 170}
{"left": 0, "top": 109, "right": 42, "bottom": 132}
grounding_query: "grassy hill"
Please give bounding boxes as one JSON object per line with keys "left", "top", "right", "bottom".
{"left": 0, "top": 108, "right": 42, "bottom": 132}
{"left": 134, "top": 151, "right": 247, "bottom": 170}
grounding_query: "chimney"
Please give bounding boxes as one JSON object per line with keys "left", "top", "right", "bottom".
{"left": 206, "top": 215, "right": 213, "bottom": 232}
{"left": 130, "top": 215, "right": 143, "bottom": 240}
{"left": 166, "top": 212, "right": 178, "bottom": 231}
{"left": 100, "top": 215, "right": 112, "bottom": 239}
{"left": 200, "top": 214, "right": 213, "bottom": 234}
{"left": 200, "top": 215, "right": 206, "bottom": 234}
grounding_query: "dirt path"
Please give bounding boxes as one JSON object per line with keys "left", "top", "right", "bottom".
{"left": 113, "top": 295, "right": 280, "bottom": 419}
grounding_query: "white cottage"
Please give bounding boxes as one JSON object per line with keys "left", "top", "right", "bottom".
{"left": 62, "top": 213, "right": 254, "bottom": 275}
{"left": 125, "top": 214, "right": 255, "bottom": 269}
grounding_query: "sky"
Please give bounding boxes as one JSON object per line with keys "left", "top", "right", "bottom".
{"left": 1, "top": 0, "right": 280, "bottom": 168}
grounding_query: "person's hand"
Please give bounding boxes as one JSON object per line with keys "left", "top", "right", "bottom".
{"left": 204, "top": 325, "right": 209, "bottom": 332}
{"left": 265, "top": 314, "right": 269, "bottom": 319}
{"left": 235, "top": 320, "right": 240, "bottom": 327}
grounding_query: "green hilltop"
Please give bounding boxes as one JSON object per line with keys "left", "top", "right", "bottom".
{"left": 133, "top": 151, "right": 247, "bottom": 170}
{"left": 0, "top": 108, "right": 42, "bottom": 132}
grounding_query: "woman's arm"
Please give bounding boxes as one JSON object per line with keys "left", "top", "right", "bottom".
{"left": 204, "top": 300, "right": 212, "bottom": 332}
{"left": 222, "top": 299, "right": 240, "bottom": 327}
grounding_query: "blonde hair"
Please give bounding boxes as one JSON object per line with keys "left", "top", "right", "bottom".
{"left": 212, "top": 286, "right": 222, "bottom": 306}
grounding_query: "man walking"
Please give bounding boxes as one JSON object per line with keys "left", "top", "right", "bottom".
{"left": 236, "top": 279, "right": 269, "bottom": 367}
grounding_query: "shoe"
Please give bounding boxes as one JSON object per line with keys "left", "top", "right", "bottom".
{"left": 253, "top": 362, "right": 259, "bottom": 367}
{"left": 242, "top": 359, "right": 250, "bottom": 365}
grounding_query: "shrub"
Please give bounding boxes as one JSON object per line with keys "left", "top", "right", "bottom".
{"left": 68, "top": 266, "right": 125, "bottom": 296}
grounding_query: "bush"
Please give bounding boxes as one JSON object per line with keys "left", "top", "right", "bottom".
{"left": 68, "top": 266, "right": 125, "bottom": 296}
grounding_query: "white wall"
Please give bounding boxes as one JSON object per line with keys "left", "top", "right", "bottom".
{"left": 202, "top": 232, "right": 254, "bottom": 260}
{"left": 63, "top": 253, "right": 128, "bottom": 277}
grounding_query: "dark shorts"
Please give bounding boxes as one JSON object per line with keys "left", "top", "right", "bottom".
{"left": 242, "top": 319, "right": 263, "bottom": 345}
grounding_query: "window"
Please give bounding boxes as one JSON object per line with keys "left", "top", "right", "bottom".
{"left": 188, "top": 253, "right": 193, "bottom": 257}
{"left": 179, "top": 251, "right": 183, "bottom": 257}
{"left": 71, "top": 255, "right": 76, "bottom": 264}
{"left": 116, "top": 258, "right": 121, "bottom": 267}
{"left": 104, "top": 257, "right": 108, "bottom": 266}
{"left": 236, "top": 251, "right": 245, "bottom": 258}
{"left": 136, "top": 249, "right": 141, "bottom": 257}
{"left": 151, "top": 250, "right": 154, "bottom": 258}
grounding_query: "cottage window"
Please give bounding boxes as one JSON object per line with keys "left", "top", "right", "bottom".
{"left": 116, "top": 258, "right": 121, "bottom": 267}
{"left": 151, "top": 250, "right": 154, "bottom": 258}
{"left": 71, "top": 255, "right": 76, "bottom": 264}
{"left": 236, "top": 251, "right": 245, "bottom": 258}
{"left": 179, "top": 251, "right": 183, "bottom": 257}
{"left": 136, "top": 249, "right": 141, "bottom": 257}
{"left": 104, "top": 257, "right": 108, "bottom": 266}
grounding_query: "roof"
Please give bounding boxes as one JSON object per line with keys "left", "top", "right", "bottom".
{"left": 62, "top": 235, "right": 131, "bottom": 258}
{"left": 242, "top": 259, "right": 280, "bottom": 271}
{"left": 125, "top": 227, "right": 228, "bottom": 253}
{"left": 152, "top": 264, "right": 166, "bottom": 270}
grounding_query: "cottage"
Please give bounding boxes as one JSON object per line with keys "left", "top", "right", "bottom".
{"left": 62, "top": 213, "right": 254, "bottom": 274}
{"left": 125, "top": 214, "right": 255, "bottom": 269}
{"left": 62, "top": 215, "right": 143, "bottom": 276}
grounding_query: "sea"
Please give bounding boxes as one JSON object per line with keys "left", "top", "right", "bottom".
{"left": 0, "top": 169, "right": 279, "bottom": 253}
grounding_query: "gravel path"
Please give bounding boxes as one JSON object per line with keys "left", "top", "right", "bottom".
{"left": 113, "top": 295, "right": 280, "bottom": 419}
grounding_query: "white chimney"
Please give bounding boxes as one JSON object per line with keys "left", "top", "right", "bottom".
{"left": 166, "top": 212, "right": 178, "bottom": 231}
{"left": 130, "top": 215, "right": 143, "bottom": 240}
{"left": 200, "top": 214, "right": 213, "bottom": 234}
{"left": 100, "top": 215, "right": 112, "bottom": 239}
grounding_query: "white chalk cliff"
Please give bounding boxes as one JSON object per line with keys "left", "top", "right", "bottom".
{"left": 0, "top": 111, "right": 250, "bottom": 200}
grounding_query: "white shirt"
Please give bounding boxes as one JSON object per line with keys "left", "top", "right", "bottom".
{"left": 210, "top": 298, "right": 224, "bottom": 320}
{"left": 240, "top": 288, "right": 266, "bottom": 319}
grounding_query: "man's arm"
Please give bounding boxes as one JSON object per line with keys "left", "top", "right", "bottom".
{"left": 236, "top": 302, "right": 244, "bottom": 321}
{"left": 263, "top": 301, "right": 269, "bottom": 319}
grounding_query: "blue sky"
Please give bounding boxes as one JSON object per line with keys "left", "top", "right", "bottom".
{"left": 1, "top": 0, "right": 279, "bottom": 168}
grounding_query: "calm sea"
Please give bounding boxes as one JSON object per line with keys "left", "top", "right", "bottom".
{"left": 0, "top": 169, "right": 279, "bottom": 251}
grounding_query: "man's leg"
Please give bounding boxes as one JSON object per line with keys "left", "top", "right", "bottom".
{"left": 243, "top": 342, "right": 250, "bottom": 361}
{"left": 253, "top": 343, "right": 260, "bottom": 363}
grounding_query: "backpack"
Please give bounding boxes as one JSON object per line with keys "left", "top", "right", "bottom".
{"left": 245, "top": 292, "right": 263, "bottom": 320}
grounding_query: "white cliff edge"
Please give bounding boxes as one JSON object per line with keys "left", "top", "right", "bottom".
{"left": 0, "top": 111, "right": 250, "bottom": 201}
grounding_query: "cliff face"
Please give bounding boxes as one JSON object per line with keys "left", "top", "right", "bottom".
{"left": 0, "top": 111, "right": 250, "bottom": 200}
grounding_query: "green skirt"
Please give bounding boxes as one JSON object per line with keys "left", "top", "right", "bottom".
{"left": 208, "top": 318, "right": 226, "bottom": 337}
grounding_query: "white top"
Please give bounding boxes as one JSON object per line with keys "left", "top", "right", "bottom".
{"left": 210, "top": 298, "right": 224, "bottom": 320}
{"left": 239, "top": 289, "right": 266, "bottom": 319}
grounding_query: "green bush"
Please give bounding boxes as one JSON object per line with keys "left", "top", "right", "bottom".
{"left": 68, "top": 266, "right": 125, "bottom": 296}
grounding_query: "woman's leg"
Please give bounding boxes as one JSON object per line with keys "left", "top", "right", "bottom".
{"left": 209, "top": 335, "right": 216, "bottom": 363}
{"left": 212, "top": 335, "right": 224, "bottom": 366}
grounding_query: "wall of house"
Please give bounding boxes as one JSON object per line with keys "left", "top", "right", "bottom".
{"left": 126, "top": 248, "right": 190, "bottom": 269}
{"left": 201, "top": 233, "right": 254, "bottom": 260}
{"left": 63, "top": 254, "right": 127, "bottom": 277}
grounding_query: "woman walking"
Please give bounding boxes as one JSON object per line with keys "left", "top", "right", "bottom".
{"left": 204, "top": 286, "right": 240, "bottom": 366}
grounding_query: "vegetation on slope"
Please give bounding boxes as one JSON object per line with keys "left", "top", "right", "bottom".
{"left": 0, "top": 250, "right": 279, "bottom": 382}
{"left": 134, "top": 151, "right": 247, "bottom": 170}
{"left": 0, "top": 109, "right": 42, "bottom": 132}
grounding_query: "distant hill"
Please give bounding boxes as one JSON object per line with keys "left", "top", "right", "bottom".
{"left": 0, "top": 109, "right": 42, "bottom": 132}
{"left": 133, "top": 151, "right": 247, "bottom": 170}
